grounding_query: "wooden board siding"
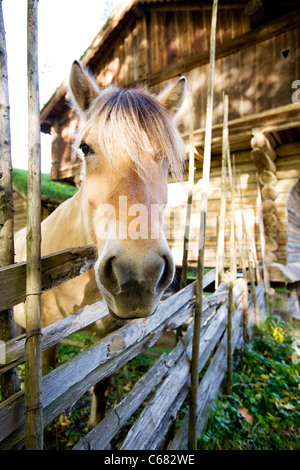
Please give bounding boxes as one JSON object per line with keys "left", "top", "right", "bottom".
{"left": 166, "top": 144, "right": 300, "bottom": 276}
{"left": 13, "top": 191, "right": 27, "bottom": 233}
{"left": 47, "top": 8, "right": 300, "bottom": 182}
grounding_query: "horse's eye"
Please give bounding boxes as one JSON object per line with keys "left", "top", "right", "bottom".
{"left": 79, "top": 142, "right": 94, "bottom": 156}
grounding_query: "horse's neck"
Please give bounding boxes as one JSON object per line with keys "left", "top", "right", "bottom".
{"left": 41, "top": 187, "right": 94, "bottom": 255}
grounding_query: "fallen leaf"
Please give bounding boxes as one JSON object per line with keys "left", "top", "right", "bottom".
{"left": 281, "top": 403, "right": 295, "bottom": 410}
{"left": 238, "top": 407, "right": 253, "bottom": 424}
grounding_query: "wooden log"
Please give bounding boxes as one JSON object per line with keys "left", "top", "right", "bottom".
{"left": 262, "top": 199, "right": 276, "bottom": 214}
{"left": 263, "top": 212, "right": 278, "bottom": 228}
{"left": 261, "top": 184, "right": 278, "bottom": 201}
{"left": 0, "top": 0, "right": 20, "bottom": 400}
{"left": 264, "top": 225, "right": 278, "bottom": 238}
{"left": 250, "top": 149, "right": 276, "bottom": 173}
{"left": 245, "top": 0, "right": 265, "bottom": 28}
{"left": 266, "top": 237, "right": 279, "bottom": 252}
{"left": 25, "top": 0, "right": 43, "bottom": 450}
{"left": 251, "top": 133, "right": 277, "bottom": 161}
{"left": 259, "top": 170, "right": 277, "bottom": 186}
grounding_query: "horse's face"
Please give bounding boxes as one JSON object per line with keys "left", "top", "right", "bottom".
{"left": 69, "top": 61, "right": 186, "bottom": 319}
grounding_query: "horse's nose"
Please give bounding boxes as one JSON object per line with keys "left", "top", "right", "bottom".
{"left": 95, "top": 245, "right": 174, "bottom": 318}
{"left": 100, "top": 252, "right": 174, "bottom": 294}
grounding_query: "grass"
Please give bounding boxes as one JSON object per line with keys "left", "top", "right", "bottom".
{"left": 198, "top": 317, "right": 300, "bottom": 450}
{"left": 12, "top": 168, "right": 77, "bottom": 203}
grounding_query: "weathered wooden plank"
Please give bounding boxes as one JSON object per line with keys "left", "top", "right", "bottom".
{"left": 0, "top": 270, "right": 215, "bottom": 444}
{"left": 73, "top": 341, "right": 186, "bottom": 450}
{"left": 0, "top": 299, "right": 109, "bottom": 374}
{"left": 121, "top": 281, "right": 244, "bottom": 450}
{"left": 168, "top": 304, "right": 244, "bottom": 450}
{"left": 0, "top": 244, "right": 96, "bottom": 311}
{"left": 168, "top": 281, "right": 265, "bottom": 450}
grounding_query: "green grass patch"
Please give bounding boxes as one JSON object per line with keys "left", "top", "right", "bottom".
{"left": 198, "top": 317, "right": 300, "bottom": 450}
{"left": 13, "top": 168, "right": 77, "bottom": 203}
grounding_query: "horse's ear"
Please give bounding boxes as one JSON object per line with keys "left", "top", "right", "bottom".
{"left": 157, "top": 76, "right": 187, "bottom": 117}
{"left": 69, "top": 61, "right": 99, "bottom": 114}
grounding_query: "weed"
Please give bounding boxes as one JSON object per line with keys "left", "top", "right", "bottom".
{"left": 198, "top": 318, "right": 300, "bottom": 450}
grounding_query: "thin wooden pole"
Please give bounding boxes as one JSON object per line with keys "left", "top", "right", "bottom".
{"left": 226, "top": 148, "right": 235, "bottom": 395}
{"left": 238, "top": 176, "right": 259, "bottom": 328}
{"left": 215, "top": 92, "right": 228, "bottom": 289}
{"left": 25, "top": 0, "right": 43, "bottom": 450}
{"left": 236, "top": 175, "right": 249, "bottom": 342}
{"left": 256, "top": 177, "right": 270, "bottom": 293}
{"left": 0, "top": 0, "right": 20, "bottom": 400}
{"left": 188, "top": 0, "right": 218, "bottom": 450}
{"left": 180, "top": 84, "right": 195, "bottom": 291}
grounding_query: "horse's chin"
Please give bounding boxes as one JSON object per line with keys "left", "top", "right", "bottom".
{"left": 107, "top": 304, "right": 158, "bottom": 321}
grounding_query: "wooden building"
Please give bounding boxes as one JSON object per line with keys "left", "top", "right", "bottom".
{"left": 40, "top": 0, "right": 300, "bottom": 290}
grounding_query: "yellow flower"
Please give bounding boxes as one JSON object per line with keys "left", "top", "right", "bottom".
{"left": 272, "top": 327, "right": 284, "bottom": 343}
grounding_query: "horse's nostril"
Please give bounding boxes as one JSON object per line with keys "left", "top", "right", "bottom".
{"left": 99, "top": 256, "right": 116, "bottom": 286}
{"left": 155, "top": 255, "right": 174, "bottom": 293}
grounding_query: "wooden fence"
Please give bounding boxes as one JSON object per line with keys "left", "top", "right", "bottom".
{"left": 0, "top": 0, "right": 268, "bottom": 451}
{"left": 0, "top": 248, "right": 266, "bottom": 449}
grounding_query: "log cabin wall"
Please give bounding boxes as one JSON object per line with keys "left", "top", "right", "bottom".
{"left": 166, "top": 143, "right": 300, "bottom": 272}
{"left": 40, "top": 1, "right": 300, "bottom": 280}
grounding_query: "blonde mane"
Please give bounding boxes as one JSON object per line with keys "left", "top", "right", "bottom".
{"left": 73, "top": 85, "right": 185, "bottom": 180}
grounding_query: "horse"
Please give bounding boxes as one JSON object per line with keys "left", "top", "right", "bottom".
{"left": 14, "top": 61, "right": 186, "bottom": 429}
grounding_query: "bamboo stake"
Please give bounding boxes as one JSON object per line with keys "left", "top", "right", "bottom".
{"left": 180, "top": 85, "right": 195, "bottom": 291}
{"left": 234, "top": 224, "right": 249, "bottom": 342}
{"left": 25, "top": 0, "right": 43, "bottom": 450}
{"left": 237, "top": 176, "right": 259, "bottom": 328}
{"left": 226, "top": 146, "right": 235, "bottom": 395}
{"left": 236, "top": 176, "right": 249, "bottom": 342}
{"left": 188, "top": 0, "right": 218, "bottom": 450}
{"left": 215, "top": 92, "right": 228, "bottom": 289}
{"left": 256, "top": 177, "right": 270, "bottom": 293}
{"left": 0, "top": 0, "right": 20, "bottom": 400}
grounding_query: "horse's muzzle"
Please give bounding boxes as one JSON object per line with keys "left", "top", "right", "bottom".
{"left": 94, "top": 243, "right": 174, "bottom": 319}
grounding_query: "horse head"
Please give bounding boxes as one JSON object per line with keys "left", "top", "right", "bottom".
{"left": 69, "top": 61, "right": 186, "bottom": 319}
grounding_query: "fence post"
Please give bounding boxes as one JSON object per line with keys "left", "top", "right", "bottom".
{"left": 25, "top": 0, "right": 43, "bottom": 450}
{"left": 215, "top": 93, "right": 228, "bottom": 289}
{"left": 0, "top": 0, "right": 21, "bottom": 400}
{"left": 180, "top": 84, "right": 195, "bottom": 291}
{"left": 226, "top": 146, "right": 236, "bottom": 395}
{"left": 188, "top": 0, "right": 218, "bottom": 450}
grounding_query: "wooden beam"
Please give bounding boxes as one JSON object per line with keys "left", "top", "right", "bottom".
{"left": 184, "top": 102, "right": 300, "bottom": 153}
{"left": 251, "top": 132, "right": 277, "bottom": 161}
{"left": 250, "top": 148, "right": 276, "bottom": 173}
{"left": 0, "top": 245, "right": 96, "bottom": 312}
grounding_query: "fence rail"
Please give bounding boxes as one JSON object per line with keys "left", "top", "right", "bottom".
{"left": 0, "top": 245, "right": 96, "bottom": 312}
{"left": 0, "top": 251, "right": 266, "bottom": 450}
